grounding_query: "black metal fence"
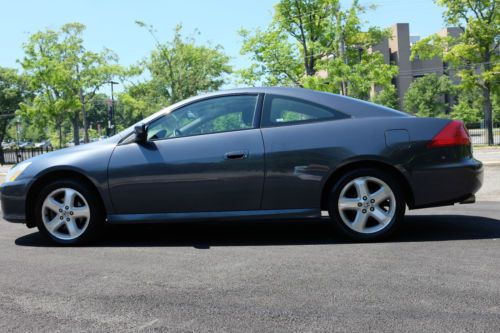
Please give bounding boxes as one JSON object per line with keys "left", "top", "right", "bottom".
{"left": 1, "top": 147, "right": 54, "bottom": 165}
{"left": 465, "top": 122, "right": 500, "bottom": 145}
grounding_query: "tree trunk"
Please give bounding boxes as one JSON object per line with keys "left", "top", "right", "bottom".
{"left": 303, "top": 48, "right": 315, "bottom": 76}
{"left": 72, "top": 113, "right": 80, "bottom": 146}
{"left": 339, "top": 33, "right": 348, "bottom": 95}
{"left": 0, "top": 120, "right": 6, "bottom": 165}
{"left": 79, "top": 88, "right": 89, "bottom": 143}
{"left": 482, "top": 52, "right": 494, "bottom": 146}
{"left": 482, "top": 84, "right": 494, "bottom": 145}
{"left": 339, "top": 35, "right": 347, "bottom": 96}
{"left": 336, "top": 9, "right": 348, "bottom": 96}
{"left": 58, "top": 123, "right": 63, "bottom": 149}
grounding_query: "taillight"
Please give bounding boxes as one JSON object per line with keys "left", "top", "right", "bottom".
{"left": 427, "top": 120, "right": 470, "bottom": 148}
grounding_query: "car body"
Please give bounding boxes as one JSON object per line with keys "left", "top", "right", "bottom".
{"left": 0, "top": 87, "right": 483, "bottom": 244}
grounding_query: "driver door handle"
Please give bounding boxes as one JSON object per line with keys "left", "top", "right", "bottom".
{"left": 224, "top": 150, "right": 249, "bottom": 160}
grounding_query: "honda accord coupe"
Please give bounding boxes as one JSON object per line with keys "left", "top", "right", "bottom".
{"left": 1, "top": 87, "right": 483, "bottom": 244}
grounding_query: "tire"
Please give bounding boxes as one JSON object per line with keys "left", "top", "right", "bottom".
{"left": 328, "top": 168, "right": 405, "bottom": 242}
{"left": 35, "top": 178, "right": 104, "bottom": 245}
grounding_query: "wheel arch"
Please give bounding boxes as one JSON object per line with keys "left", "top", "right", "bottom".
{"left": 25, "top": 169, "right": 106, "bottom": 228}
{"left": 320, "top": 159, "right": 415, "bottom": 211}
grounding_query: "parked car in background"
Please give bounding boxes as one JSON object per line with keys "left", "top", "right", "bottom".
{"left": 35, "top": 140, "right": 52, "bottom": 149}
{"left": 66, "top": 139, "right": 85, "bottom": 147}
{"left": 18, "top": 141, "right": 34, "bottom": 148}
{"left": 90, "top": 136, "right": 108, "bottom": 143}
{"left": 1, "top": 141, "right": 16, "bottom": 149}
{"left": 0, "top": 87, "right": 483, "bottom": 245}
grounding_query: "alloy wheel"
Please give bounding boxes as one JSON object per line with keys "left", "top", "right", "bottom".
{"left": 41, "top": 187, "right": 91, "bottom": 241}
{"left": 337, "top": 176, "right": 396, "bottom": 234}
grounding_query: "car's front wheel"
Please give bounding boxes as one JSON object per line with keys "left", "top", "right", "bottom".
{"left": 35, "top": 179, "right": 103, "bottom": 245}
{"left": 328, "top": 168, "right": 405, "bottom": 241}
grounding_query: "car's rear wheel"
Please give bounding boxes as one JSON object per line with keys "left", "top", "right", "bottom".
{"left": 35, "top": 179, "right": 103, "bottom": 245}
{"left": 328, "top": 168, "right": 405, "bottom": 241}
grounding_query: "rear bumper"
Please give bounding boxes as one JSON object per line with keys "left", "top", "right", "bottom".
{"left": 0, "top": 179, "right": 30, "bottom": 223}
{"left": 408, "top": 158, "right": 483, "bottom": 209}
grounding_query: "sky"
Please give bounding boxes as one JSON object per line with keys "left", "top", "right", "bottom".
{"left": 0, "top": 0, "right": 445, "bottom": 89}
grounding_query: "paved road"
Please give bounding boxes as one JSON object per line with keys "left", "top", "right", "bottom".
{"left": 1, "top": 168, "right": 499, "bottom": 332}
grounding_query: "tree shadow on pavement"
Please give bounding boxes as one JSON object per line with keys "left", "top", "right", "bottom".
{"left": 14, "top": 214, "right": 500, "bottom": 248}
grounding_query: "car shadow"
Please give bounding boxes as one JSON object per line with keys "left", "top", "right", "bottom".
{"left": 14, "top": 214, "right": 500, "bottom": 248}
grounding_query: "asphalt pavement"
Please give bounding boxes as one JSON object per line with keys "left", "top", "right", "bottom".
{"left": 1, "top": 163, "right": 499, "bottom": 332}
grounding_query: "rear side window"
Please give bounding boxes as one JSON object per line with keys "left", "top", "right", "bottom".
{"left": 262, "top": 95, "right": 348, "bottom": 127}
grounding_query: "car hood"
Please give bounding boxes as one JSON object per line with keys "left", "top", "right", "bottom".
{"left": 17, "top": 135, "right": 124, "bottom": 181}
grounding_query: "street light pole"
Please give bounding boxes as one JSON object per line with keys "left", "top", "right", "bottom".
{"left": 107, "top": 81, "right": 119, "bottom": 136}
{"left": 15, "top": 116, "right": 21, "bottom": 147}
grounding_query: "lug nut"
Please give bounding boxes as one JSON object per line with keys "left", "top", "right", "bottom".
{"left": 66, "top": 218, "right": 70, "bottom": 221}
{"left": 65, "top": 206, "right": 69, "bottom": 210}
{"left": 362, "top": 209, "right": 367, "bottom": 214}
{"left": 59, "top": 216, "right": 64, "bottom": 220}
{"left": 70, "top": 211, "right": 74, "bottom": 215}
{"left": 370, "top": 207, "right": 375, "bottom": 211}
{"left": 59, "top": 208, "right": 63, "bottom": 213}
{"left": 357, "top": 203, "right": 362, "bottom": 207}
{"left": 363, "top": 196, "right": 367, "bottom": 201}
{"left": 370, "top": 199, "right": 375, "bottom": 203}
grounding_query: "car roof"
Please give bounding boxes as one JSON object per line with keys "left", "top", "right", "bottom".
{"left": 193, "top": 87, "right": 410, "bottom": 119}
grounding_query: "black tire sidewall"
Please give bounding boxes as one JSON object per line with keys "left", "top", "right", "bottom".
{"left": 35, "top": 179, "right": 103, "bottom": 245}
{"left": 328, "top": 168, "right": 405, "bottom": 242}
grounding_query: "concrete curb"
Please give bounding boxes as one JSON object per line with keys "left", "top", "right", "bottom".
{"left": 482, "top": 161, "right": 500, "bottom": 166}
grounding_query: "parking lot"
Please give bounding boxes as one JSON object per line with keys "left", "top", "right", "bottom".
{"left": 0, "top": 161, "right": 499, "bottom": 332}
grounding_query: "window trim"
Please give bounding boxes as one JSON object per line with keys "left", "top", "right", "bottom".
{"left": 260, "top": 94, "right": 350, "bottom": 128}
{"left": 143, "top": 93, "right": 263, "bottom": 143}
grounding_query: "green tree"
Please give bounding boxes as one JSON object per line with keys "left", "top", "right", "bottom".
{"left": 411, "top": 0, "right": 499, "bottom": 144}
{"left": 0, "top": 67, "right": 31, "bottom": 162}
{"left": 403, "top": 74, "right": 453, "bottom": 117}
{"left": 21, "top": 23, "right": 123, "bottom": 145}
{"left": 135, "top": 22, "right": 232, "bottom": 105}
{"left": 118, "top": 80, "right": 166, "bottom": 123}
{"left": 85, "top": 93, "right": 111, "bottom": 138}
{"left": 239, "top": 0, "right": 397, "bottom": 104}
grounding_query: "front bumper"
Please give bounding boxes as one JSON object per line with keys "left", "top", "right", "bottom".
{"left": 0, "top": 179, "right": 30, "bottom": 223}
{"left": 408, "top": 158, "right": 483, "bottom": 209}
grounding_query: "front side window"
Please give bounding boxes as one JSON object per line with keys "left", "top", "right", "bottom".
{"left": 147, "top": 95, "right": 258, "bottom": 141}
{"left": 262, "top": 95, "right": 348, "bottom": 127}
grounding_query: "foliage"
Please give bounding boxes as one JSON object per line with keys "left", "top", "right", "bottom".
{"left": 411, "top": 0, "right": 499, "bottom": 143}
{"left": 20, "top": 23, "right": 123, "bottom": 146}
{"left": 239, "top": 0, "right": 397, "bottom": 104}
{"left": 404, "top": 74, "right": 453, "bottom": 117}
{"left": 448, "top": 82, "right": 482, "bottom": 123}
{"left": 0, "top": 67, "right": 31, "bottom": 159}
{"left": 135, "top": 22, "right": 232, "bottom": 105}
{"left": 302, "top": 52, "right": 398, "bottom": 101}
{"left": 239, "top": 28, "right": 302, "bottom": 86}
{"left": 117, "top": 80, "right": 166, "bottom": 123}
{"left": 371, "top": 85, "right": 399, "bottom": 109}
{"left": 0, "top": 67, "right": 28, "bottom": 120}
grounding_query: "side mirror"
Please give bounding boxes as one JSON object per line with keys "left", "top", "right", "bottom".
{"left": 134, "top": 124, "right": 147, "bottom": 143}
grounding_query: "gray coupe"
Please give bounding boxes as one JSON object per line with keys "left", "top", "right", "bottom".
{"left": 0, "top": 87, "right": 483, "bottom": 244}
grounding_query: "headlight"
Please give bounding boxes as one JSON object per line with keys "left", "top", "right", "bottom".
{"left": 5, "top": 161, "right": 31, "bottom": 183}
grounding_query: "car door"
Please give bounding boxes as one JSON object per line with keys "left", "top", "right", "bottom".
{"left": 107, "top": 94, "right": 265, "bottom": 215}
{"left": 259, "top": 94, "right": 350, "bottom": 210}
